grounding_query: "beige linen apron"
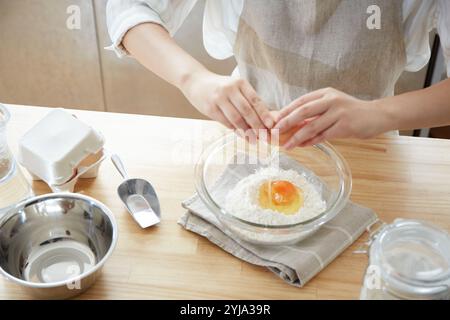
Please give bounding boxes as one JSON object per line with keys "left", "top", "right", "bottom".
{"left": 234, "top": 0, "right": 406, "bottom": 110}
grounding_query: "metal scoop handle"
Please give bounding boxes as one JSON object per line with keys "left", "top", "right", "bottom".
{"left": 111, "top": 154, "right": 129, "bottom": 180}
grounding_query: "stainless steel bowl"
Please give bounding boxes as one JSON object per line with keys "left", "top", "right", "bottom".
{"left": 0, "top": 193, "right": 118, "bottom": 299}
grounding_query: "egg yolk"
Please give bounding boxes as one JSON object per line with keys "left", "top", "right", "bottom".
{"left": 258, "top": 180, "right": 304, "bottom": 215}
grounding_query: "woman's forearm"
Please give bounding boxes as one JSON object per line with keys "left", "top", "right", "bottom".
{"left": 121, "top": 22, "right": 275, "bottom": 131}
{"left": 122, "top": 22, "right": 210, "bottom": 90}
{"left": 378, "top": 78, "right": 450, "bottom": 131}
{"left": 274, "top": 78, "right": 450, "bottom": 148}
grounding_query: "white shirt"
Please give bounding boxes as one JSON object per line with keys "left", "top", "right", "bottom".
{"left": 106, "top": 0, "right": 450, "bottom": 76}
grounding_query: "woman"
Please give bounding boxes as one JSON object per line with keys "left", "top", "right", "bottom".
{"left": 106, "top": 0, "right": 450, "bottom": 148}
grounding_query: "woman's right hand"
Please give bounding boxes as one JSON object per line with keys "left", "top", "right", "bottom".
{"left": 180, "top": 70, "right": 275, "bottom": 132}
{"left": 122, "top": 23, "right": 274, "bottom": 133}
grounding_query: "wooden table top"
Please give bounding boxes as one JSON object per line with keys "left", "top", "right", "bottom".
{"left": 1, "top": 104, "right": 450, "bottom": 300}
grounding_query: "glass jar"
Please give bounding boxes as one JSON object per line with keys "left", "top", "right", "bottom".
{"left": 0, "top": 104, "right": 31, "bottom": 213}
{"left": 360, "top": 219, "right": 450, "bottom": 300}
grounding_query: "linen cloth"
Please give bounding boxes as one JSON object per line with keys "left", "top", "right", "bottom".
{"left": 179, "top": 154, "right": 378, "bottom": 286}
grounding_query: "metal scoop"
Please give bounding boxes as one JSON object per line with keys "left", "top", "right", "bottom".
{"left": 111, "top": 154, "right": 161, "bottom": 228}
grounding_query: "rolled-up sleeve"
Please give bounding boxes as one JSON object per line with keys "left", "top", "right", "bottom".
{"left": 106, "top": 0, "right": 198, "bottom": 58}
{"left": 437, "top": 0, "right": 450, "bottom": 77}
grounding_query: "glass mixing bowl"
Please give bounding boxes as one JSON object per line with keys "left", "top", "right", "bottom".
{"left": 195, "top": 133, "right": 352, "bottom": 245}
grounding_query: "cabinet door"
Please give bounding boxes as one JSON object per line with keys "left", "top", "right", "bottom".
{"left": 0, "top": 0, "right": 104, "bottom": 110}
{"left": 94, "top": 0, "right": 236, "bottom": 119}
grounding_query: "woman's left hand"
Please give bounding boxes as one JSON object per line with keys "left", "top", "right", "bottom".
{"left": 274, "top": 87, "right": 391, "bottom": 149}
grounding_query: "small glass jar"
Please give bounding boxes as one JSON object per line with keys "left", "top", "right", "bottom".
{"left": 360, "top": 219, "right": 450, "bottom": 300}
{"left": 0, "top": 104, "right": 31, "bottom": 213}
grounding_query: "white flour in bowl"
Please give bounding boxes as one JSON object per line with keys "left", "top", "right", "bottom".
{"left": 225, "top": 166, "right": 326, "bottom": 226}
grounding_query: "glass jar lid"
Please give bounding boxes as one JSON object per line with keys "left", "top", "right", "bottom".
{"left": 370, "top": 219, "right": 450, "bottom": 299}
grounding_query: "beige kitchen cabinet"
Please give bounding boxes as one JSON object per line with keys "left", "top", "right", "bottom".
{"left": 0, "top": 0, "right": 234, "bottom": 119}
{"left": 0, "top": 0, "right": 437, "bottom": 123}
{"left": 0, "top": 0, "right": 104, "bottom": 111}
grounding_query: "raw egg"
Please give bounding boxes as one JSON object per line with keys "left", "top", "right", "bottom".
{"left": 258, "top": 180, "right": 304, "bottom": 215}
